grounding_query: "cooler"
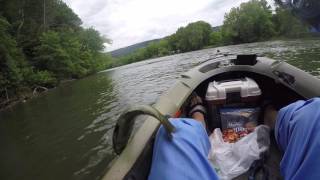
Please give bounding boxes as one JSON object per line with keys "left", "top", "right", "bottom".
{"left": 205, "top": 77, "right": 261, "bottom": 133}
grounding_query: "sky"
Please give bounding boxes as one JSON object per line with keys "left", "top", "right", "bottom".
{"left": 63, "top": 0, "right": 274, "bottom": 51}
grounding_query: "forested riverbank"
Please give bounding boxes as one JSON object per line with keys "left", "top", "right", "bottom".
{"left": 110, "top": 0, "right": 312, "bottom": 67}
{"left": 0, "top": 0, "right": 112, "bottom": 109}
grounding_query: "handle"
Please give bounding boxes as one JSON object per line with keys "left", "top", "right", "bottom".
{"left": 112, "top": 105, "right": 176, "bottom": 155}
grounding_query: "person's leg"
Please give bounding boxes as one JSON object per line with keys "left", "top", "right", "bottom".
{"left": 188, "top": 94, "right": 207, "bottom": 128}
{"left": 148, "top": 95, "right": 217, "bottom": 180}
{"left": 148, "top": 118, "right": 218, "bottom": 180}
{"left": 273, "top": 98, "right": 320, "bottom": 180}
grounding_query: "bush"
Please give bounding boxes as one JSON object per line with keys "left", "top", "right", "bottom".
{"left": 24, "top": 69, "right": 57, "bottom": 87}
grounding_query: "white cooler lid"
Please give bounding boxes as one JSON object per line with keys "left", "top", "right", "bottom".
{"left": 205, "top": 77, "right": 261, "bottom": 101}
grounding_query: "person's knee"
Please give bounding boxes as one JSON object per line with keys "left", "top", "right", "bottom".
{"left": 275, "top": 98, "right": 320, "bottom": 151}
{"left": 167, "top": 118, "right": 207, "bottom": 139}
{"left": 275, "top": 98, "right": 320, "bottom": 179}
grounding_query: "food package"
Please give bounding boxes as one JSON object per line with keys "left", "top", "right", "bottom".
{"left": 220, "top": 108, "right": 260, "bottom": 143}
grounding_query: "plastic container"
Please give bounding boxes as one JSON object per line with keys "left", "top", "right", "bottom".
{"left": 205, "top": 77, "right": 261, "bottom": 131}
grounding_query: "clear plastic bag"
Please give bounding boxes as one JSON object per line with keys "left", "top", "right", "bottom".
{"left": 208, "top": 125, "right": 270, "bottom": 180}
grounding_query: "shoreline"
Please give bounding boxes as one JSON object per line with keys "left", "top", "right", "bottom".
{"left": 0, "top": 88, "right": 48, "bottom": 112}
{"left": 0, "top": 79, "right": 77, "bottom": 112}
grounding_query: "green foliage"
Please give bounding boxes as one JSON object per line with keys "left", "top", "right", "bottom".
{"left": 115, "top": 39, "right": 173, "bottom": 65}
{"left": 24, "top": 69, "right": 57, "bottom": 87}
{"left": 32, "top": 71, "right": 57, "bottom": 86}
{"left": 0, "top": 17, "right": 24, "bottom": 91}
{"left": 157, "top": 40, "right": 170, "bottom": 56}
{"left": 35, "top": 30, "right": 77, "bottom": 78}
{"left": 272, "top": 8, "right": 309, "bottom": 37}
{"left": 209, "top": 31, "right": 223, "bottom": 46}
{"left": 0, "top": 0, "right": 111, "bottom": 102}
{"left": 114, "top": 21, "right": 213, "bottom": 64}
{"left": 78, "top": 28, "right": 107, "bottom": 53}
{"left": 34, "top": 29, "right": 110, "bottom": 79}
{"left": 173, "top": 21, "right": 212, "bottom": 52}
{"left": 49, "top": 0, "right": 82, "bottom": 30}
{"left": 221, "top": 0, "right": 275, "bottom": 44}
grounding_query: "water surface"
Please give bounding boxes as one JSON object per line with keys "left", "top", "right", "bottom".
{"left": 1, "top": 39, "right": 320, "bottom": 180}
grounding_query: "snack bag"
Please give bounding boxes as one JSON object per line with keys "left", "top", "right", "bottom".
{"left": 220, "top": 108, "right": 259, "bottom": 143}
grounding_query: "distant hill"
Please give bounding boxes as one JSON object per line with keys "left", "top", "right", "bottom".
{"left": 212, "top": 26, "right": 221, "bottom": 32}
{"left": 110, "top": 26, "right": 221, "bottom": 58}
{"left": 110, "top": 39, "right": 160, "bottom": 58}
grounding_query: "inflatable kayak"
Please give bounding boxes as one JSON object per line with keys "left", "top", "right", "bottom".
{"left": 103, "top": 54, "right": 320, "bottom": 180}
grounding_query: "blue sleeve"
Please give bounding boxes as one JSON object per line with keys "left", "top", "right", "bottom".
{"left": 148, "top": 118, "right": 218, "bottom": 180}
{"left": 275, "top": 98, "right": 320, "bottom": 180}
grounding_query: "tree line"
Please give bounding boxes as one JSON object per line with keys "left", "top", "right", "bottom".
{"left": 112, "top": 0, "right": 309, "bottom": 67}
{"left": 0, "top": 0, "right": 111, "bottom": 106}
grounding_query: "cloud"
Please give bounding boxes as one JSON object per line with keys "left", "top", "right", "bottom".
{"left": 63, "top": 0, "right": 274, "bottom": 51}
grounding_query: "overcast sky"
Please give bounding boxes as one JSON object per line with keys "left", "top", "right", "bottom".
{"left": 63, "top": 0, "right": 274, "bottom": 51}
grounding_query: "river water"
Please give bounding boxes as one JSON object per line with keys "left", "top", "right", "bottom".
{"left": 1, "top": 39, "right": 320, "bottom": 180}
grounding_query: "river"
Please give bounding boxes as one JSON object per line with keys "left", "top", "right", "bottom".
{"left": 1, "top": 39, "right": 320, "bottom": 180}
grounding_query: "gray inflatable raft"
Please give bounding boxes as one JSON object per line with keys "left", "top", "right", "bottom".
{"left": 104, "top": 54, "right": 320, "bottom": 180}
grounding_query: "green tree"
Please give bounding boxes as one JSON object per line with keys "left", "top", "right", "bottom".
{"left": 221, "top": 0, "right": 275, "bottom": 44}
{"left": 209, "top": 31, "right": 223, "bottom": 46}
{"left": 0, "top": 0, "right": 112, "bottom": 104}
{"left": 157, "top": 39, "right": 170, "bottom": 56}
{"left": 78, "top": 28, "right": 107, "bottom": 53}
{"left": 0, "top": 17, "right": 24, "bottom": 92}
{"left": 174, "top": 21, "right": 212, "bottom": 52}
{"left": 34, "top": 29, "right": 108, "bottom": 79}
{"left": 48, "top": 0, "right": 82, "bottom": 30}
{"left": 272, "top": 8, "right": 309, "bottom": 37}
